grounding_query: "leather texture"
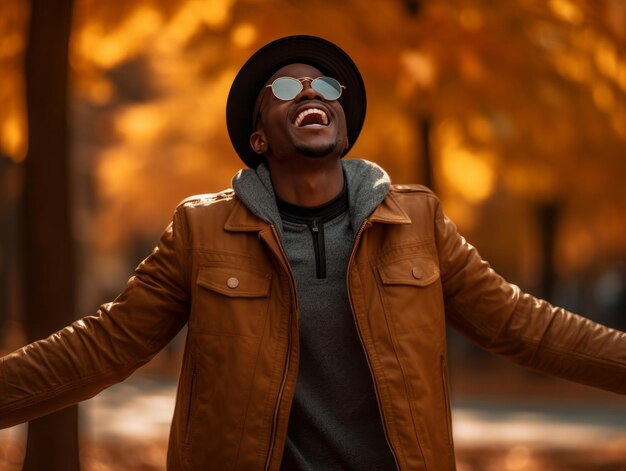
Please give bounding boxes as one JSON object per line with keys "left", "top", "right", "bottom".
{"left": 1, "top": 185, "right": 625, "bottom": 471}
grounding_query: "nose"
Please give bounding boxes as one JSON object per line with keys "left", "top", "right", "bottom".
{"left": 294, "top": 80, "right": 324, "bottom": 102}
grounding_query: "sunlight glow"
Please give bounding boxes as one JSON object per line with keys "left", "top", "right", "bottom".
{"left": 98, "top": 148, "right": 144, "bottom": 202}
{"left": 595, "top": 39, "right": 618, "bottom": 79}
{"left": 442, "top": 148, "right": 495, "bottom": 202}
{"left": 230, "top": 23, "right": 257, "bottom": 48}
{"left": 0, "top": 0, "right": 29, "bottom": 163}
{"left": 505, "top": 445, "right": 532, "bottom": 470}
{"left": 438, "top": 121, "right": 495, "bottom": 203}
{"left": 115, "top": 105, "right": 167, "bottom": 143}
{"left": 184, "top": 0, "right": 234, "bottom": 28}
{"left": 164, "top": 0, "right": 234, "bottom": 47}
{"left": 74, "top": 7, "right": 163, "bottom": 68}
{"left": 1, "top": 113, "right": 26, "bottom": 162}
{"left": 553, "top": 52, "right": 592, "bottom": 83}
{"left": 0, "top": 33, "right": 24, "bottom": 60}
{"left": 398, "top": 50, "right": 437, "bottom": 97}
{"left": 549, "top": 0, "right": 584, "bottom": 25}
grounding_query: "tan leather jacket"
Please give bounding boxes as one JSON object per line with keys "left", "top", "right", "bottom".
{"left": 1, "top": 185, "right": 625, "bottom": 470}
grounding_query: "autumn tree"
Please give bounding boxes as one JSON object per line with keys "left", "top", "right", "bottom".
{"left": 22, "top": 0, "right": 80, "bottom": 469}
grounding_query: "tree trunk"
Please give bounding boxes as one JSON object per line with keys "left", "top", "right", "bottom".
{"left": 22, "top": 0, "right": 80, "bottom": 470}
{"left": 418, "top": 114, "right": 435, "bottom": 190}
{"left": 537, "top": 202, "right": 560, "bottom": 302}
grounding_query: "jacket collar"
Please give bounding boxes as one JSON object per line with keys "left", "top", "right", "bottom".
{"left": 224, "top": 197, "right": 269, "bottom": 232}
{"left": 224, "top": 191, "right": 411, "bottom": 232}
{"left": 368, "top": 191, "right": 412, "bottom": 225}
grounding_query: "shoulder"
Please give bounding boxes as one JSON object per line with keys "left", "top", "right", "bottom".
{"left": 390, "top": 183, "right": 435, "bottom": 194}
{"left": 174, "top": 189, "right": 239, "bottom": 223}
{"left": 389, "top": 184, "right": 440, "bottom": 204}
{"left": 177, "top": 188, "right": 236, "bottom": 208}
{"left": 177, "top": 189, "right": 237, "bottom": 213}
{"left": 384, "top": 184, "right": 443, "bottom": 226}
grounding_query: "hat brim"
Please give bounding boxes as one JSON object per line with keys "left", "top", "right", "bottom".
{"left": 226, "top": 35, "right": 366, "bottom": 168}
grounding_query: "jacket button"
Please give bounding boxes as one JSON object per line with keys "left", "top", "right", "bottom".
{"left": 412, "top": 267, "right": 422, "bottom": 279}
{"left": 227, "top": 277, "right": 239, "bottom": 289}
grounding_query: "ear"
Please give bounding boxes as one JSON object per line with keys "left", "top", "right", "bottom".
{"left": 250, "top": 131, "right": 268, "bottom": 154}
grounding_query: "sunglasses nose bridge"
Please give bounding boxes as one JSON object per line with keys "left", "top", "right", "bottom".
{"left": 294, "top": 79, "right": 323, "bottom": 101}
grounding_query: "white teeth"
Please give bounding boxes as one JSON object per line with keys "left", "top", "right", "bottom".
{"left": 294, "top": 108, "right": 329, "bottom": 127}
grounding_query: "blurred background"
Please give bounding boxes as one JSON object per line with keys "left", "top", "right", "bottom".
{"left": 1, "top": 0, "right": 626, "bottom": 469}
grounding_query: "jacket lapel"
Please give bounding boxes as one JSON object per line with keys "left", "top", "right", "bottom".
{"left": 224, "top": 197, "right": 268, "bottom": 232}
{"left": 368, "top": 192, "right": 412, "bottom": 225}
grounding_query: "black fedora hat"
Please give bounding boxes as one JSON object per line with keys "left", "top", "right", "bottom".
{"left": 226, "top": 35, "right": 366, "bottom": 168}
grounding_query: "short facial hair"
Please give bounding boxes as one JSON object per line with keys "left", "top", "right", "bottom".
{"left": 294, "top": 140, "right": 339, "bottom": 158}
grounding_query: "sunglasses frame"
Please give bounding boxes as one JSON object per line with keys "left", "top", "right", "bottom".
{"left": 265, "top": 76, "right": 346, "bottom": 101}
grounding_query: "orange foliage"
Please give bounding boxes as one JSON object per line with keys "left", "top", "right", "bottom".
{"left": 2, "top": 0, "right": 626, "bottom": 290}
{"left": 0, "top": 0, "right": 29, "bottom": 162}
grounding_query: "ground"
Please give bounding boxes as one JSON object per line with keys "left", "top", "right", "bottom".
{"left": 1, "top": 368, "right": 625, "bottom": 471}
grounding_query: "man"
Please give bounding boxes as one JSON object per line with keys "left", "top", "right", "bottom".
{"left": 1, "top": 35, "right": 625, "bottom": 471}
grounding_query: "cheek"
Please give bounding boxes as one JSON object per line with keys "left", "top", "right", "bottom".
{"left": 336, "top": 111, "right": 349, "bottom": 140}
{"left": 260, "top": 113, "right": 287, "bottom": 144}
{"left": 267, "top": 106, "right": 291, "bottom": 131}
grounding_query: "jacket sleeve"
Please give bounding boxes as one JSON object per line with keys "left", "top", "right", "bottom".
{"left": 435, "top": 202, "right": 626, "bottom": 394}
{"left": 0, "top": 207, "right": 191, "bottom": 428}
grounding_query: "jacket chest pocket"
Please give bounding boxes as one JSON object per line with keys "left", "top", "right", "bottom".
{"left": 191, "top": 265, "right": 272, "bottom": 337}
{"left": 376, "top": 256, "right": 444, "bottom": 335}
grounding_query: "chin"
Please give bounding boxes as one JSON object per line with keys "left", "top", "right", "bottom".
{"left": 295, "top": 142, "right": 339, "bottom": 158}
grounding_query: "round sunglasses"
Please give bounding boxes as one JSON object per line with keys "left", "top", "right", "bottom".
{"left": 265, "top": 76, "right": 346, "bottom": 101}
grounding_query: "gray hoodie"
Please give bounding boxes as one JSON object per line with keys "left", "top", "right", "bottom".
{"left": 232, "top": 159, "right": 396, "bottom": 471}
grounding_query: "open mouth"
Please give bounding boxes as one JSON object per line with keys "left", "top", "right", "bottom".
{"left": 293, "top": 108, "right": 329, "bottom": 127}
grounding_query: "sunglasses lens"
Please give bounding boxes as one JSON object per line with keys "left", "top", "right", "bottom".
{"left": 270, "top": 77, "right": 344, "bottom": 101}
{"left": 272, "top": 77, "right": 302, "bottom": 100}
{"left": 312, "top": 77, "right": 343, "bottom": 100}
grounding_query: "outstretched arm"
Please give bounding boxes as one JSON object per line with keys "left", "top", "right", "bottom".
{"left": 436, "top": 203, "right": 626, "bottom": 394}
{"left": 0, "top": 207, "right": 191, "bottom": 427}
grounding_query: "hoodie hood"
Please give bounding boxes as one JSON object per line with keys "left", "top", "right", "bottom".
{"left": 231, "top": 159, "right": 391, "bottom": 235}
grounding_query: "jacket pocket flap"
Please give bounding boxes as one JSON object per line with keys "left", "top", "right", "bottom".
{"left": 379, "top": 257, "right": 440, "bottom": 287}
{"left": 197, "top": 266, "right": 271, "bottom": 298}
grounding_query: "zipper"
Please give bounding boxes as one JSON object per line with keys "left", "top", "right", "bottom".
{"left": 346, "top": 219, "right": 401, "bottom": 471}
{"left": 184, "top": 362, "right": 197, "bottom": 445}
{"left": 264, "top": 225, "right": 298, "bottom": 471}
{"left": 440, "top": 356, "right": 453, "bottom": 445}
{"left": 309, "top": 219, "right": 326, "bottom": 279}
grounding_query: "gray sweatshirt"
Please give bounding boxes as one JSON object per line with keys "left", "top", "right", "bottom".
{"left": 232, "top": 159, "right": 396, "bottom": 470}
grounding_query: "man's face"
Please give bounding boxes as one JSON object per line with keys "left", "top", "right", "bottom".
{"left": 250, "top": 63, "right": 348, "bottom": 162}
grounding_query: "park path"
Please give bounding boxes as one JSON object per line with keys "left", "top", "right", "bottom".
{"left": 1, "top": 374, "right": 625, "bottom": 470}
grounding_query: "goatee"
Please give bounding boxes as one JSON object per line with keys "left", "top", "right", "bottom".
{"left": 295, "top": 141, "right": 338, "bottom": 158}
